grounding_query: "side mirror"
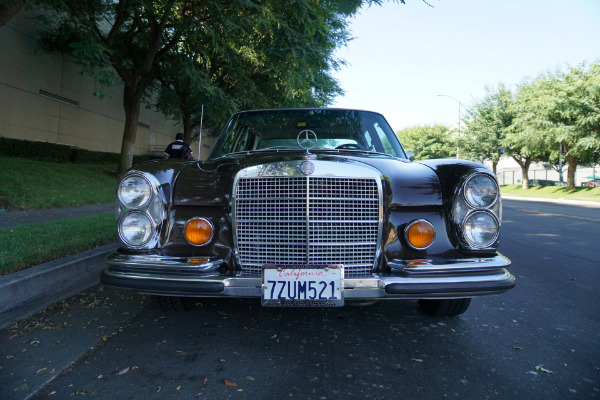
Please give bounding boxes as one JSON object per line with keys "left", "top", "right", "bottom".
{"left": 406, "top": 151, "right": 414, "bottom": 161}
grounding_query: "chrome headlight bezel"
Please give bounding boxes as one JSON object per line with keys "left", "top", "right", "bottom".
{"left": 118, "top": 174, "right": 153, "bottom": 209}
{"left": 116, "top": 171, "right": 167, "bottom": 250}
{"left": 461, "top": 210, "right": 500, "bottom": 249}
{"left": 452, "top": 172, "right": 502, "bottom": 251}
{"left": 463, "top": 173, "right": 499, "bottom": 209}
{"left": 118, "top": 211, "right": 155, "bottom": 248}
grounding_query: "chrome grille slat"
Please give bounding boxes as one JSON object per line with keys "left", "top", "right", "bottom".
{"left": 234, "top": 176, "right": 380, "bottom": 277}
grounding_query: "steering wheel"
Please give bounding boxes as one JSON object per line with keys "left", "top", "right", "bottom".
{"left": 335, "top": 143, "right": 361, "bottom": 150}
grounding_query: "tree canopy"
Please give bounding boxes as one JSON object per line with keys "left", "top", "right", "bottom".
{"left": 396, "top": 124, "right": 456, "bottom": 160}
{"left": 35, "top": 0, "right": 388, "bottom": 173}
{"left": 461, "top": 84, "right": 513, "bottom": 175}
{"left": 462, "top": 62, "right": 600, "bottom": 189}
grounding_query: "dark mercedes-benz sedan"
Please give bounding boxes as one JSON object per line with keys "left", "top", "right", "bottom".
{"left": 102, "top": 108, "right": 514, "bottom": 316}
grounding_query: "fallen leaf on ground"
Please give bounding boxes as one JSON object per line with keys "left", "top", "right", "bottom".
{"left": 246, "top": 376, "right": 255, "bottom": 381}
{"left": 411, "top": 358, "right": 423, "bottom": 363}
{"left": 535, "top": 366, "right": 553, "bottom": 374}
{"left": 117, "top": 367, "right": 130, "bottom": 375}
{"left": 224, "top": 379, "right": 238, "bottom": 387}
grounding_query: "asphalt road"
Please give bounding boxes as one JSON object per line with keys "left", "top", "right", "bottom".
{"left": 1, "top": 199, "right": 599, "bottom": 400}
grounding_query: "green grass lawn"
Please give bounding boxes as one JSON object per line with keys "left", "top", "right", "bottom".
{"left": 0, "top": 157, "right": 117, "bottom": 210}
{"left": 500, "top": 185, "right": 600, "bottom": 202}
{"left": 0, "top": 157, "right": 119, "bottom": 274}
{"left": 0, "top": 214, "right": 117, "bottom": 275}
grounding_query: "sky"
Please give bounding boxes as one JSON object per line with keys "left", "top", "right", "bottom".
{"left": 330, "top": 0, "right": 600, "bottom": 132}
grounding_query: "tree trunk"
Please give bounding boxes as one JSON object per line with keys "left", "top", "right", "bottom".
{"left": 520, "top": 163, "right": 530, "bottom": 189}
{"left": 566, "top": 154, "right": 577, "bottom": 190}
{"left": 118, "top": 84, "right": 142, "bottom": 175}
{"left": 512, "top": 156, "right": 532, "bottom": 189}
{"left": 492, "top": 160, "right": 498, "bottom": 176}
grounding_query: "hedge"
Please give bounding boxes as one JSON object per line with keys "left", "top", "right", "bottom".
{"left": 0, "top": 137, "right": 159, "bottom": 164}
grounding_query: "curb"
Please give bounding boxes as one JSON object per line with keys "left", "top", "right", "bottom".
{"left": 502, "top": 195, "right": 600, "bottom": 208}
{"left": 0, "top": 243, "right": 118, "bottom": 330}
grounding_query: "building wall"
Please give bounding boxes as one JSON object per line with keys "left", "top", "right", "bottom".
{"left": 0, "top": 9, "right": 215, "bottom": 160}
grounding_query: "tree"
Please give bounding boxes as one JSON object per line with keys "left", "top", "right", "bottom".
{"left": 36, "top": 0, "right": 385, "bottom": 173}
{"left": 396, "top": 124, "right": 455, "bottom": 160}
{"left": 504, "top": 78, "right": 555, "bottom": 189}
{"left": 462, "top": 84, "right": 514, "bottom": 175}
{"left": 152, "top": 0, "right": 359, "bottom": 144}
{"left": 510, "top": 63, "right": 600, "bottom": 190}
{"left": 37, "top": 0, "right": 199, "bottom": 174}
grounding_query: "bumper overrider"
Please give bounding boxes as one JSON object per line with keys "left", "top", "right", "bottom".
{"left": 101, "top": 251, "right": 515, "bottom": 300}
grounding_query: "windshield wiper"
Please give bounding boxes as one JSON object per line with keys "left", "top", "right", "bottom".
{"left": 225, "top": 146, "right": 301, "bottom": 156}
{"left": 315, "top": 149, "right": 396, "bottom": 158}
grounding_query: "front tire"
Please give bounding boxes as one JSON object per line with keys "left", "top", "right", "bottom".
{"left": 418, "top": 298, "right": 471, "bottom": 317}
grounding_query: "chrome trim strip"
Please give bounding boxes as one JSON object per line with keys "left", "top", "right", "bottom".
{"left": 388, "top": 253, "right": 510, "bottom": 274}
{"left": 101, "top": 267, "right": 514, "bottom": 300}
{"left": 104, "top": 252, "right": 513, "bottom": 299}
{"left": 105, "top": 251, "right": 223, "bottom": 271}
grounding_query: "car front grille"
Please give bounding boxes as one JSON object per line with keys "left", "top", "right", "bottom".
{"left": 234, "top": 176, "right": 380, "bottom": 277}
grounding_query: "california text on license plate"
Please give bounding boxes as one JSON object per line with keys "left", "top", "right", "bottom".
{"left": 262, "top": 265, "right": 344, "bottom": 307}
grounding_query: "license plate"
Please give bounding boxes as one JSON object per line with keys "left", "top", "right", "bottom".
{"left": 262, "top": 265, "right": 344, "bottom": 307}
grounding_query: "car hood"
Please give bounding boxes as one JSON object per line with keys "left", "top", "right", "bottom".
{"left": 172, "top": 151, "right": 442, "bottom": 208}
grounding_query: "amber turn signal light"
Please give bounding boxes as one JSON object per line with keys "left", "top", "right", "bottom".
{"left": 405, "top": 220, "right": 435, "bottom": 250}
{"left": 184, "top": 218, "right": 213, "bottom": 246}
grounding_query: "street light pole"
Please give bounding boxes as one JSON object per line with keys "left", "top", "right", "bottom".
{"left": 437, "top": 94, "right": 461, "bottom": 159}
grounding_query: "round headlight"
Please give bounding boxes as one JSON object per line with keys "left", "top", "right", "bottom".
{"left": 462, "top": 211, "right": 499, "bottom": 248}
{"left": 464, "top": 174, "right": 498, "bottom": 208}
{"left": 119, "top": 211, "right": 153, "bottom": 247}
{"left": 118, "top": 175, "right": 152, "bottom": 208}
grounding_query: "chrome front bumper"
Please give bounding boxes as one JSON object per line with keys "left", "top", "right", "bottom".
{"left": 102, "top": 251, "right": 515, "bottom": 300}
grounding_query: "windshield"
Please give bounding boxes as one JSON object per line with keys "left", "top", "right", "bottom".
{"left": 209, "top": 109, "right": 407, "bottom": 159}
